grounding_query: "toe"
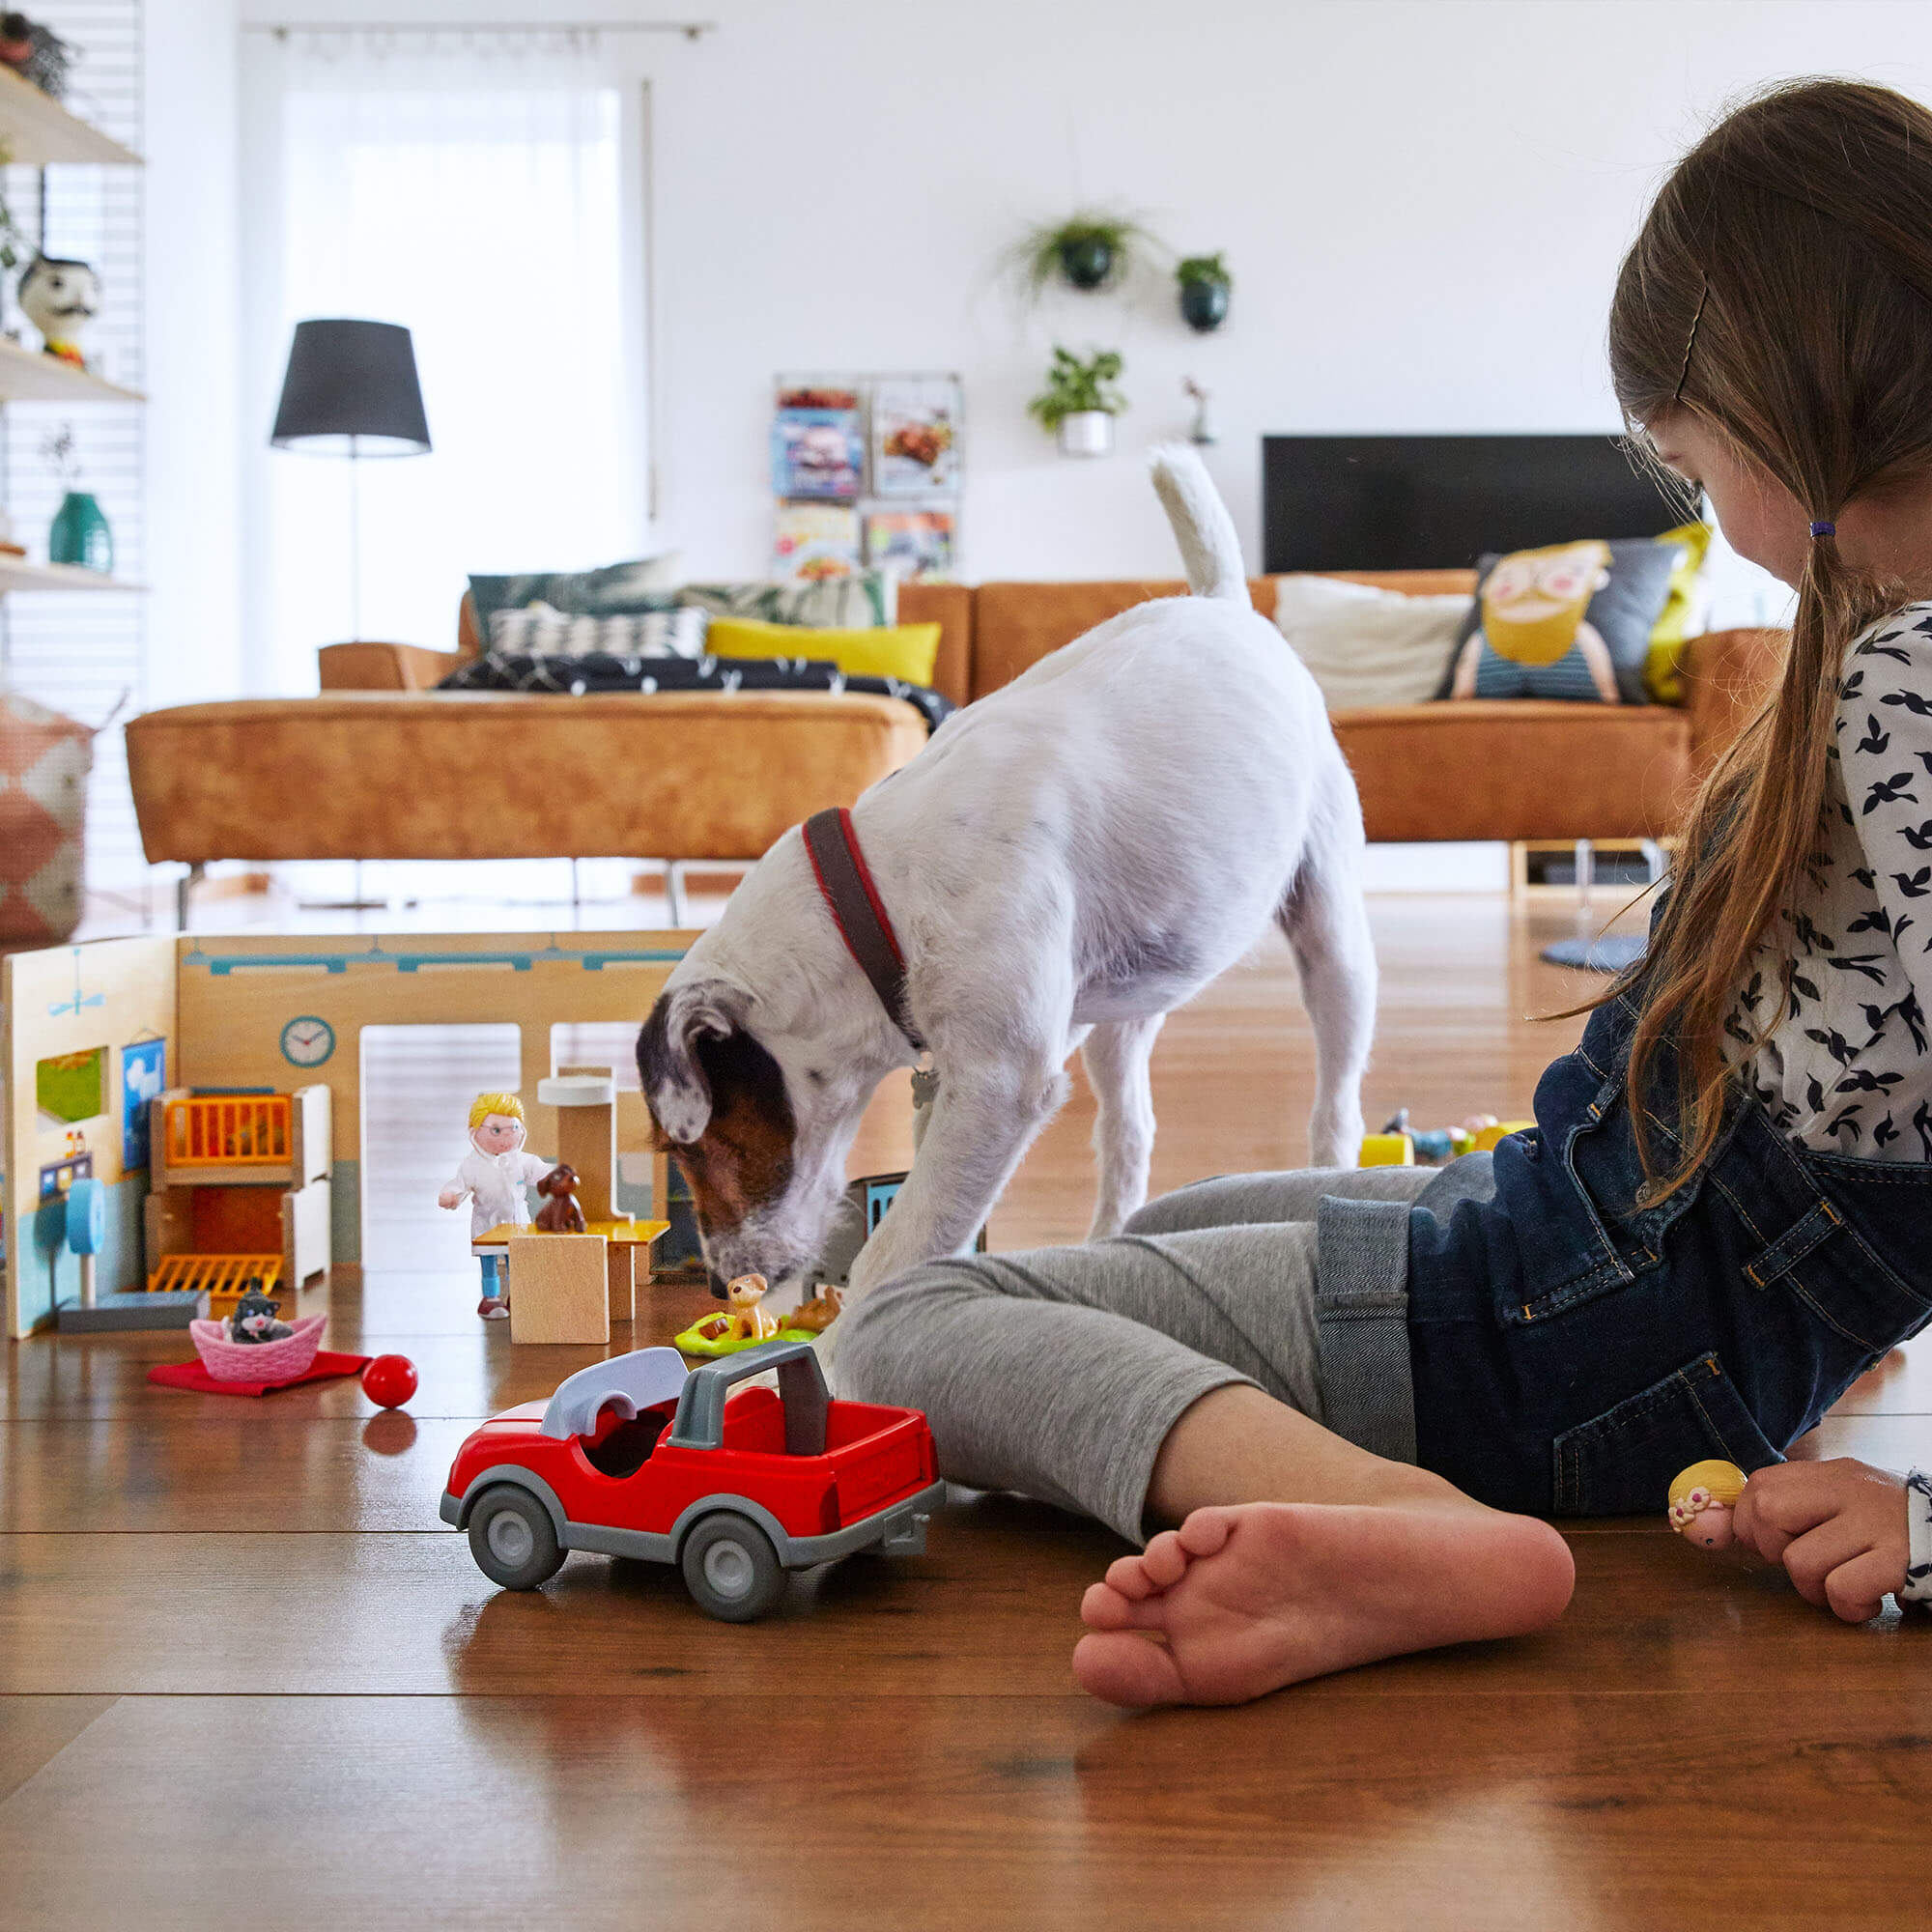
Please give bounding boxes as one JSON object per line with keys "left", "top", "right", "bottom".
{"left": 1072, "top": 1632, "right": 1188, "bottom": 1709}
{"left": 1102, "top": 1553, "right": 1156, "bottom": 1600}
{"left": 1080, "top": 1581, "right": 1134, "bottom": 1631}
{"left": 1177, "top": 1507, "right": 1237, "bottom": 1558}
{"left": 1140, "top": 1531, "right": 1191, "bottom": 1587}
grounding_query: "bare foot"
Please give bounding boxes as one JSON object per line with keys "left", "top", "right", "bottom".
{"left": 1072, "top": 1500, "right": 1575, "bottom": 1708}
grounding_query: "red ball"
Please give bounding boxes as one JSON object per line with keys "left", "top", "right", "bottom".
{"left": 362, "top": 1354, "right": 417, "bottom": 1409}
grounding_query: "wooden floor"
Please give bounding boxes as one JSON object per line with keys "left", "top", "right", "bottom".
{"left": 4, "top": 893, "right": 1927, "bottom": 1930}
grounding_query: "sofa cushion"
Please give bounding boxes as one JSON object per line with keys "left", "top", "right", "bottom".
{"left": 705, "top": 615, "right": 943, "bottom": 686}
{"left": 467, "top": 554, "right": 683, "bottom": 630}
{"left": 126, "top": 692, "right": 930, "bottom": 866}
{"left": 680, "top": 571, "right": 897, "bottom": 630}
{"left": 1271, "top": 575, "right": 1472, "bottom": 709}
{"left": 1443, "top": 539, "right": 1682, "bottom": 704}
{"left": 1333, "top": 700, "right": 1692, "bottom": 843}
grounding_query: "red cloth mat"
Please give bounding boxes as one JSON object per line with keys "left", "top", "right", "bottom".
{"left": 148, "top": 1350, "right": 371, "bottom": 1398}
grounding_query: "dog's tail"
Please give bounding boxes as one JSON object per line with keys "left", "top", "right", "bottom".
{"left": 1150, "top": 444, "right": 1246, "bottom": 602}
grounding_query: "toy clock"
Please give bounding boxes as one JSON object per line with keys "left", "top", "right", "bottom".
{"left": 278, "top": 1015, "right": 336, "bottom": 1068}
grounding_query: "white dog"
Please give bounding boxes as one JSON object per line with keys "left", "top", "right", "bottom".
{"left": 639, "top": 447, "right": 1376, "bottom": 1303}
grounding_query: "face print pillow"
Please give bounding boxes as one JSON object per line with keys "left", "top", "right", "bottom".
{"left": 1443, "top": 536, "right": 1682, "bottom": 705}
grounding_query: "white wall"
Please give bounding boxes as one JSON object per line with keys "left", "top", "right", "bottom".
{"left": 145, "top": 0, "right": 242, "bottom": 703}
{"left": 228, "top": 0, "right": 1932, "bottom": 600}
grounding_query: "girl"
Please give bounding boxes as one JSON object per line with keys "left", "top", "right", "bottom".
{"left": 835, "top": 77, "right": 1932, "bottom": 1705}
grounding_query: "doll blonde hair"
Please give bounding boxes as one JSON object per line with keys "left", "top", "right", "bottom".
{"left": 1667, "top": 1459, "right": 1747, "bottom": 1530}
{"left": 468, "top": 1092, "right": 526, "bottom": 1131}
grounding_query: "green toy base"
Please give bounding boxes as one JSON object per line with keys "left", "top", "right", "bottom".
{"left": 674, "top": 1321, "right": 816, "bottom": 1358}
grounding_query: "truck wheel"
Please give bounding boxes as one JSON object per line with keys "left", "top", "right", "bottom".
{"left": 469, "top": 1486, "right": 564, "bottom": 1590}
{"left": 681, "top": 1513, "right": 785, "bottom": 1622}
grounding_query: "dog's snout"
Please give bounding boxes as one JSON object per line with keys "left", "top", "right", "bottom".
{"left": 705, "top": 1268, "right": 731, "bottom": 1301}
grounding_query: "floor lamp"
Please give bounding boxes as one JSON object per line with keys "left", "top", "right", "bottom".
{"left": 271, "top": 318, "right": 432, "bottom": 911}
{"left": 270, "top": 317, "right": 432, "bottom": 643}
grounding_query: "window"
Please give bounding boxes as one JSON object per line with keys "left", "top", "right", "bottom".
{"left": 242, "top": 34, "right": 651, "bottom": 694}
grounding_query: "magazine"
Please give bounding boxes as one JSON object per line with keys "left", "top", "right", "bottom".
{"left": 871, "top": 377, "right": 961, "bottom": 497}
{"left": 865, "top": 507, "right": 955, "bottom": 582}
{"left": 773, "top": 384, "right": 864, "bottom": 499}
{"left": 776, "top": 503, "right": 863, "bottom": 581}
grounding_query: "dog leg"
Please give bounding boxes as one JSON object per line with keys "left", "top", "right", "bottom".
{"left": 1279, "top": 783, "right": 1377, "bottom": 1168}
{"left": 1082, "top": 1013, "right": 1164, "bottom": 1238}
{"left": 847, "top": 1054, "right": 1071, "bottom": 1295}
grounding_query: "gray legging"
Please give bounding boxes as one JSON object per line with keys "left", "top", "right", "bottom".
{"left": 833, "top": 1165, "right": 1453, "bottom": 1546}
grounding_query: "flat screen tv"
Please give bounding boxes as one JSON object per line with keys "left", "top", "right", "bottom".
{"left": 1261, "top": 434, "right": 1690, "bottom": 573}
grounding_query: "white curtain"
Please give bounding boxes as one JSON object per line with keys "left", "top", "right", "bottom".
{"left": 243, "top": 36, "right": 649, "bottom": 693}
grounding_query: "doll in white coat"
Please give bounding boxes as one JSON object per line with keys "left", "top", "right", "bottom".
{"left": 438, "top": 1092, "right": 554, "bottom": 1320}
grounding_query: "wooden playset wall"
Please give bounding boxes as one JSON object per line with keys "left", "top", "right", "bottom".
{"left": 3, "top": 938, "right": 179, "bottom": 1337}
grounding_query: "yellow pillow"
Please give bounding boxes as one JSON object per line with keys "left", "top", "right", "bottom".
{"left": 705, "top": 615, "right": 942, "bottom": 686}
{"left": 1643, "top": 520, "right": 1714, "bottom": 704}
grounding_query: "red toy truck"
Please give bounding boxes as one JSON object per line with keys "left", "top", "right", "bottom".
{"left": 440, "top": 1341, "right": 943, "bottom": 1621}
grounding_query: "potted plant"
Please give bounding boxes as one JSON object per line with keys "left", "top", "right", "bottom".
{"left": 1177, "top": 253, "right": 1232, "bottom": 332}
{"left": 1028, "top": 346, "right": 1126, "bottom": 457}
{"left": 1010, "top": 211, "right": 1160, "bottom": 297}
{"left": 43, "top": 423, "right": 111, "bottom": 573}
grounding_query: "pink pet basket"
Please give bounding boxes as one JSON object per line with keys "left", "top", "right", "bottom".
{"left": 189, "top": 1313, "right": 327, "bottom": 1383}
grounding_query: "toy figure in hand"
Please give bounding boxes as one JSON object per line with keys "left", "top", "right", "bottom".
{"left": 229, "top": 1289, "right": 293, "bottom": 1346}
{"left": 438, "top": 1092, "right": 554, "bottom": 1321}
{"left": 534, "top": 1162, "right": 586, "bottom": 1234}
{"left": 17, "top": 255, "right": 99, "bottom": 368}
{"left": 1667, "top": 1460, "right": 1747, "bottom": 1548}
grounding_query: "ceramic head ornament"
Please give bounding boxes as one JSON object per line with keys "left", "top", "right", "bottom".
{"left": 1667, "top": 1459, "right": 1748, "bottom": 1548}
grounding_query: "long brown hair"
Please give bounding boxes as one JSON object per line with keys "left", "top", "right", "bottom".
{"left": 1606, "top": 77, "right": 1932, "bottom": 1197}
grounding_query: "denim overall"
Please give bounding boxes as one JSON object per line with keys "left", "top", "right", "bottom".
{"left": 1404, "top": 984, "right": 1932, "bottom": 1516}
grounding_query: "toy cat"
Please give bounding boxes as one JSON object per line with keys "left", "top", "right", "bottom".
{"left": 229, "top": 1289, "right": 293, "bottom": 1345}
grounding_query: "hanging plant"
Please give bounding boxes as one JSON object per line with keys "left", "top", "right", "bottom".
{"left": 1177, "top": 253, "right": 1232, "bottom": 332}
{"left": 1009, "top": 210, "right": 1162, "bottom": 298}
{"left": 1027, "top": 346, "right": 1125, "bottom": 457}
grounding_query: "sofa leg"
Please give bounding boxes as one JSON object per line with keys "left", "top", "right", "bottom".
{"left": 665, "top": 861, "right": 688, "bottom": 928}
{"left": 176, "top": 863, "right": 205, "bottom": 931}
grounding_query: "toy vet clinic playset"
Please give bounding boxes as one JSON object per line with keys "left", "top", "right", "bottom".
{"left": 2, "top": 930, "right": 918, "bottom": 1342}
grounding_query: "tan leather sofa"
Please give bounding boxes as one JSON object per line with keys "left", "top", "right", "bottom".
{"left": 125, "top": 574, "right": 1781, "bottom": 890}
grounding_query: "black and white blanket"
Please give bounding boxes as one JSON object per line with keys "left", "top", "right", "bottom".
{"left": 439, "top": 651, "right": 955, "bottom": 735}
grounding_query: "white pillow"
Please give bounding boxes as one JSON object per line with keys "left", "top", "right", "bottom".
{"left": 1271, "top": 575, "right": 1472, "bottom": 710}
{"left": 488, "top": 603, "right": 709, "bottom": 660}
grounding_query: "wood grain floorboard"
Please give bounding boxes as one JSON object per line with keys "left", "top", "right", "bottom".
{"left": 0, "top": 1691, "right": 1925, "bottom": 1931}
{"left": 5, "top": 895, "right": 1928, "bottom": 1927}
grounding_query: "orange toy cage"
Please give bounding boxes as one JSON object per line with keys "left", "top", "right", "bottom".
{"left": 164, "top": 1094, "right": 291, "bottom": 1168}
{"left": 147, "top": 1253, "right": 284, "bottom": 1319}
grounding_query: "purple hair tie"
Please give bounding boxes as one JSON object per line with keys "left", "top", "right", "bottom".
{"left": 1810, "top": 521, "right": 1836, "bottom": 538}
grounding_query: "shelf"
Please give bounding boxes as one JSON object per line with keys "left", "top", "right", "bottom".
{"left": 0, "top": 65, "right": 141, "bottom": 165}
{"left": 0, "top": 335, "right": 141, "bottom": 404}
{"left": 0, "top": 555, "right": 142, "bottom": 593}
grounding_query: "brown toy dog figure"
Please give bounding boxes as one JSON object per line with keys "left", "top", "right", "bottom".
{"left": 785, "top": 1285, "right": 844, "bottom": 1335}
{"left": 696, "top": 1273, "right": 781, "bottom": 1344}
{"left": 534, "top": 1163, "right": 587, "bottom": 1234}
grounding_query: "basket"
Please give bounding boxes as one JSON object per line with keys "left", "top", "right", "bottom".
{"left": 189, "top": 1312, "right": 327, "bottom": 1382}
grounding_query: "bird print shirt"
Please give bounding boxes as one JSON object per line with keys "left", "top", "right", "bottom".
{"left": 1721, "top": 602, "right": 1932, "bottom": 1162}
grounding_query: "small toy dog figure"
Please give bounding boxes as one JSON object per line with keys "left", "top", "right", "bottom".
{"left": 696, "top": 1273, "right": 781, "bottom": 1344}
{"left": 785, "top": 1285, "right": 844, "bottom": 1335}
{"left": 229, "top": 1289, "right": 292, "bottom": 1346}
{"left": 535, "top": 1163, "right": 587, "bottom": 1234}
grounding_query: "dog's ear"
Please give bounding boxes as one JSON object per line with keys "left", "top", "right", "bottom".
{"left": 638, "top": 979, "right": 748, "bottom": 1144}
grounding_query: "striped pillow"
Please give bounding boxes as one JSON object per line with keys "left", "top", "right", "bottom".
{"left": 488, "top": 603, "right": 708, "bottom": 660}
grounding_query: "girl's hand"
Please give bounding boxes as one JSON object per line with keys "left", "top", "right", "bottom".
{"left": 1729, "top": 1459, "right": 1911, "bottom": 1623}
{"left": 437, "top": 1186, "right": 467, "bottom": 1210}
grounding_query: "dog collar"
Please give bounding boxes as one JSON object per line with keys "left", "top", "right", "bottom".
{"left": 802, "top": 807, "right": 925, "bottom": 1050}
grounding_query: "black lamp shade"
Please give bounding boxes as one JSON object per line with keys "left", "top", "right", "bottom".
{"left": 270, "top": 318, "right": 431, "bottom": 456}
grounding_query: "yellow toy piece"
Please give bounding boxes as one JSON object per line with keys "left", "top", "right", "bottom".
{"left": 1667, "top": 1460, "right": 1748, "bottom": 1546}
{"left": 1358, "top": 1132, "right": 1414, "bottom": 1167}
{"left": 1472, "top": 1120, "right": 1534, "bottom": 1151}
{"left": 674, "top": 1319, "right": 815, "bottom": 1358}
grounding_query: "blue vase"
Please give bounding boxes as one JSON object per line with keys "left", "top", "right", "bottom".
{"left": 49, "top": 491, "right": 112, "bottom": 574}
